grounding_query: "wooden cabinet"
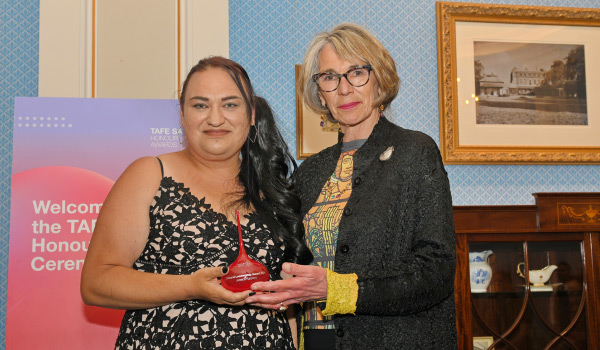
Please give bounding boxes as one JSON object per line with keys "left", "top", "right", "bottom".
{"left": 454, "top": 193, "right": 600, "bottom": 349}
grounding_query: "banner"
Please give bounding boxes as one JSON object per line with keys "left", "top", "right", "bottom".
{"left": 7, "top": 97, "right": 182, "bottom": 349}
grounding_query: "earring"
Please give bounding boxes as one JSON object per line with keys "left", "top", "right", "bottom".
{"left": 248, "top": 124, "right": 258, "bottom": 143}
{"left": 379, "top": 105, "right": 385, "bottom": 117}
{"left": 177, "top": 127, "right": 184, "bottom": 145}
{"left": 321, "top": 102, "right": 328, "bottom": 125}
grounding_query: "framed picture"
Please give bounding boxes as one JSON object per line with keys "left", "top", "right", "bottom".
{"left": 436, "top": 2, "right": 600, "bottom": 164}
{"left": 295, "top": 65, "right": 338, "bottom": 159}
{"left": 473, "top": 336, "right": 495, "bottom": 350}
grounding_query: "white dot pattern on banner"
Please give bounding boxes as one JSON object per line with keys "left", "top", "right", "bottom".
{"left": 15, "top": 116, "right": 71, "bottom": 128}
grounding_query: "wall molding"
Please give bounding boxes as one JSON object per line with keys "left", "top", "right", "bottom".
{"left": 39, "top": 0, "right": 228, "bottom": 99}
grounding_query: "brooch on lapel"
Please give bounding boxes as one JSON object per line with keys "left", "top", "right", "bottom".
{"left": 379, "top": 146, "right": 394, "bottom": 161}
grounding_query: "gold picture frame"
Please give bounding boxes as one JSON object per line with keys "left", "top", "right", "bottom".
{"left": 295, "top": 65, "right": 338, "bottom": 160}
{"left": 436, "top": 2, "right": 600, "bottom": 164}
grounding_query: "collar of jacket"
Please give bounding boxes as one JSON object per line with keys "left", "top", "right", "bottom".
{"left": 336, "top": 116, "right": 395, "bottom": 180}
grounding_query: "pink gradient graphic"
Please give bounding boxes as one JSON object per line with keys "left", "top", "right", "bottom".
{"left": 7, "top": 166, "right": 124, "bottom": 349}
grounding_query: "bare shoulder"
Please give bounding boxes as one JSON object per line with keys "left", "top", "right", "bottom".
{"left": 106, "top": 156, "right": 164, "bottom": 204}
{"left": 121, "top": 156, "right": 163, "bottom": 178}
{"left": 152, "top": 151, "right": 186, "bottom": 177}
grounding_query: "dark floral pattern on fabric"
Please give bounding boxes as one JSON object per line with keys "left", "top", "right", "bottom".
{"left": 114, "top": 177, "right": 293, "bottom": 350}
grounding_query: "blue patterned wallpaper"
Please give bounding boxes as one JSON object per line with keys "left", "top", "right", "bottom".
{"left": 230, "top": 0, "right": 600, "bottom": 206}
{"left": 0, "top": 0, "right": 39, "bottom": 345}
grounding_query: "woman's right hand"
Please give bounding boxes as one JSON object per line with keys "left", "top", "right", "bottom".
{"left": 188, "top": 266, "right": 250, "bottom": 306}
{"left": 245, "top": 263, "right": 328, "bottom": 309}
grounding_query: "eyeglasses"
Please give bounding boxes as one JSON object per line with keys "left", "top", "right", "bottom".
{"left": 312, "top": 65, "right": 372, "bottom": 92}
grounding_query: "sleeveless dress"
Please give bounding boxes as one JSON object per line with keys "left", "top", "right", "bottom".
{"left": 114, "top": 163, "right": 294, "bottom": 349}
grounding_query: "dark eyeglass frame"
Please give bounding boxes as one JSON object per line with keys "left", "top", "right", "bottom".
{"left": 312, "top": 65, "right": 373, "bottom": 92}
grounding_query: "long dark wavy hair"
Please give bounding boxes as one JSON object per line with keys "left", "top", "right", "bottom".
{"left": 179, "top": 56, "right": 312, "bottom": 265}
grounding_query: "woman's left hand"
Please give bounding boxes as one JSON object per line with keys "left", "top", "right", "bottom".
{"left": 245, "top": 263, "right": 327, "bottom": 310}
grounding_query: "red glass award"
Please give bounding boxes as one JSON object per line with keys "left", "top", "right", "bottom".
{"left": 221, "top": 211, "right": 270, "bottom": 292}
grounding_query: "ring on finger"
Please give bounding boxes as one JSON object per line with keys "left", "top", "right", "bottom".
{"left": 279, "top": 302, "right": 288, "bottom": 312}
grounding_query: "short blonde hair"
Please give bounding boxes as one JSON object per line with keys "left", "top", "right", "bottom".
{"left": 298, "top": 23, "right": 400, "bottom": 115}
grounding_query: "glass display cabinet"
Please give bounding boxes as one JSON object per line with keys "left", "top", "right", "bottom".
{"left": 454, "top": 193, "right": 600, "bottom": 349}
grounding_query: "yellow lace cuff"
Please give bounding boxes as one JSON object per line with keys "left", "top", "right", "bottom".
{"left": 321, "top": 268, "right": 358, "bottom": 316}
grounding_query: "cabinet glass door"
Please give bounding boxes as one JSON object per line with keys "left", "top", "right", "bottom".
{"left": 469, "top": 242, "right": 526, "bottom": 349}
{"left": 469, "top": 241, "right": 586, "bottom": 349}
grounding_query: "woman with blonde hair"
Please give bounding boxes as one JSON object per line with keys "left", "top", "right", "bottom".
{"left": 247, "top": 23, "right": 457, "bottom": 349}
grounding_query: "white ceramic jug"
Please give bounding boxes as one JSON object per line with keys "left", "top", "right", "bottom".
{"left": 469, "top": 250, "right": 493, "bottom": 293}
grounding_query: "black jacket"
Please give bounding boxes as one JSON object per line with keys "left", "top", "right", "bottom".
{"left": 295, "top": 117, "right": 457, "bottom": 349}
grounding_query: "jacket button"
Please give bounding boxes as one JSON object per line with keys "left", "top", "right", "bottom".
{"left": 353, "top": 177, "right": 361, "bottom": 186}
{"left": 336, "top": 328, "right": 345, "bottom": 337}
{"left": 343, "top": 207, "right": 352, "bottom": 216}
{"left": 340, "top": 245, "right": 349, "bottom": 253}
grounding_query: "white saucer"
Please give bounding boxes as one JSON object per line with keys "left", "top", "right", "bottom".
{"left": 530, "top": 285, "right": 554, "bottom": 292}
{"left": 471, "top": 289, "right": 488, "bottom": 293}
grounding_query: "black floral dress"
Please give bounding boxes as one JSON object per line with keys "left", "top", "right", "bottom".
{"left": 114, "top": 176, "right": 294, "bottom": 350}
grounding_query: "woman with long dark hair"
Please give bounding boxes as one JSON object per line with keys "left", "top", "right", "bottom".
{"left": 81, "top": 56, "right": 312, "bottom": 349}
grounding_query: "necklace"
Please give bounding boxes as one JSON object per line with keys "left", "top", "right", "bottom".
{"left": 324, "top": 174, "right": 352, "bottom": 200}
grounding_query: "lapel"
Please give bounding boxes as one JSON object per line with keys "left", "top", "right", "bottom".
{"left": 299, "top": 142, "right": 340, "bottom": 216}
{"left": 350, "top": 116, "right": 394, "bottom": 180}
{"left": 302, "top": 117, "right": 395, "bottom": 214}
